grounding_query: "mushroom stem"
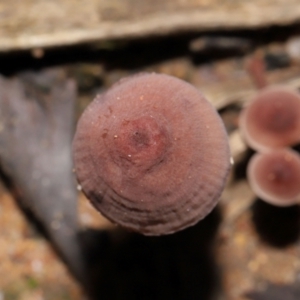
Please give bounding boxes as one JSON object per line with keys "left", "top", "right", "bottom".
{"left": 246, "top": 53, "right": 268, "bottom": 89}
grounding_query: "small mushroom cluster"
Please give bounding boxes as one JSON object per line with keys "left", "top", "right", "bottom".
{"left": 73, "top": 73, "right": 231, "bottom": 235}
{"left": 239, "top": 61, "right": 300, "bottom": 206}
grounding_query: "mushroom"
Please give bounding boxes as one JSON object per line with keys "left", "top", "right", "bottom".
{"left": 0, "top": 69, "right": 85, "bottom": 281}
{"left": 73, "top": 73, "right": 231, "bottom": 235}
{"left": 247, "top": 148, "right": 300, "bottom": 206}
{"left": 239, "top": 86, "right": 300, "bottom": 152}
{"left": 245, "top": 53, "right": 268, "bottom": 89}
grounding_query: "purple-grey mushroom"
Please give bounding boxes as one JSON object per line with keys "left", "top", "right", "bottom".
{"left": 72, "top": 73, "right": 231, "bottom": 235}
{"left": 247, "top": 148, "right": 300, "bottom": 206}
{"left": 239, "top": 86, "right": 300, "bottom": 152}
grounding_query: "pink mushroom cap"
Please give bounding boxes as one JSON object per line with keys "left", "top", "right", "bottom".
{"left": 72, "top": 73, "right": 231, "bottom": 235}
{"left": 239, "top": 86, "right": 300, "bottom": 152}
{"left": 247, "top": 148, "right": 300, "bottom": 206}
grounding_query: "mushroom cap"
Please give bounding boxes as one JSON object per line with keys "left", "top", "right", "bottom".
{"left": 73, "top": 73, "right": 231, "bottom": 235}
{"left": 239, "top": 86, "right": 300, "bottom": 152}
{"left": 247, "top": 148, "right": 300, "bottom": 206}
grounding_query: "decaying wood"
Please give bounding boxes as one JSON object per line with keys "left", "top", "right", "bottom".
{"left": 1, "top": 0, "right": 300, "bottom": 52}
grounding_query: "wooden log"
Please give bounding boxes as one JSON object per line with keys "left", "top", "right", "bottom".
{"left": 0, "top": 0, "right": 300, "bottom": 51}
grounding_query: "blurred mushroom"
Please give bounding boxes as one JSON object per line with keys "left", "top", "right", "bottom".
{"left": 239, "top": 86, "right": 300, "bottom": 152}
{"left": 73, "top": 73, "right": 231, "bottom": 235}
{"left": 247, "top": 148, "right": 300, "bottom": 206}
{"left": 0, "top": 69, "right": 85, "bottom": 281}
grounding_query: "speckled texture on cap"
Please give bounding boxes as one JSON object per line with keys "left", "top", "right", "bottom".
{"left": 73, "top": 73, "right": 231, "bottom": 235}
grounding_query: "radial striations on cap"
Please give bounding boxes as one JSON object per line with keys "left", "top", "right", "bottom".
{"left": 247, "top": 148, "right": 300, "bottom": 206}
{"left": 239, "top": 86, "right": 300, "bottom": 152}
{"left": 73, "top": 73, "right": 231, "bottom": 235}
